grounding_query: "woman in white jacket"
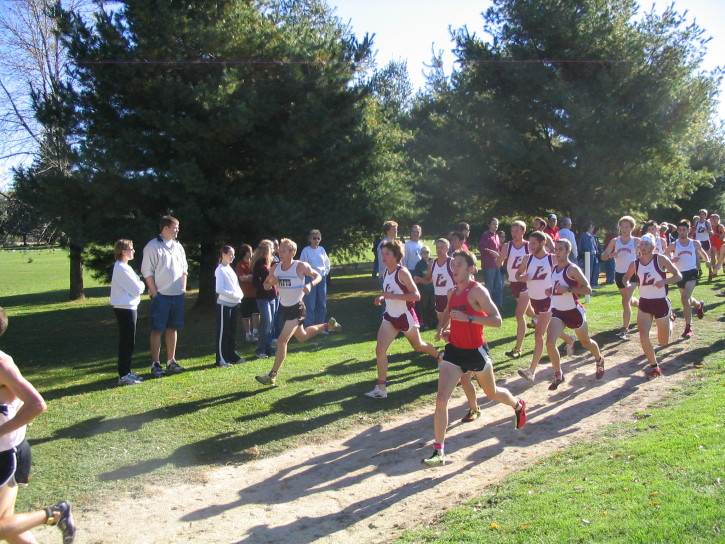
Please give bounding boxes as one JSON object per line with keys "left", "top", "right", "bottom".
{"left": 110, "top": 239, "right": 146, "bottom": 385}
{"left": 215, "top": 245, "right": 244, "bottom": 367}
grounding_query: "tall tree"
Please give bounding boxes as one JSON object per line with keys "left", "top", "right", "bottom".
{"left": 417, "top": 0, "right": 724, "bottom": 224}
{"left": 55, "top": 0, "right": 388, "bottom": 305}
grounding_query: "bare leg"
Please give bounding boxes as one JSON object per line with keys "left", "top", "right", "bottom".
{"left": 655, "top": 314, "right": 672, "bottom": 347}
{"left": 433, "top": 362, "right": 464, "bottom": 445}
{"left": 637, "top": 310, "right": 657, "bottom": 366}
{"left": 459, "top": 372, "right": 478, "bottom": 410}
{"left": 403, "top": 326, "right": 441, "bottom": 360}
{"left": 165, "top": 328, "right": 178, "bottom": 361}
{"left": 529, "top": 311, "right": 552, "bottom": 373}
{"left": 546, "top": 317, "right": 566, "bottom": 375}
{"left": 292, "top": 323, "right": 327, "bottom": 342}
{"left": 269, "top": 320, "right": 299, "bottom": 376}
{"left": 574, "top": 321, "right": 601, "bottom": 360}
{"left": 473, "top": 361, "right": 518, "bottom": 408}
{"left": 0, "top": 484, "right": 39, "bottom": 544}
{"left": 150, "top": 331, "right": 162, "bottom": 362}
{"left": 678, "top": 281, "right": 698, "bottom": 327}
{"left": 374, "top": 321, "right": 400, "bottom": 390}
{"left": 242, "top": 317, "right": 251, "bottom": 335}
{"left": 514, "top": 293, "right": 530, "bottom": 351}
{"left": 620, "top": 285, "right": 636, "bottom": 330}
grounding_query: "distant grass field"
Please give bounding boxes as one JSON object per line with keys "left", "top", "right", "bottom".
{"left": 0, "top": 247, "right": 722, "bottom": 544}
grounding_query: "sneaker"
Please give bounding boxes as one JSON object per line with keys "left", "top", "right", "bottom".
{"left": 437, "top": 350, "right": 445, "bottom": 363}
{"left": 617, "top": 329, "right": 629, "bottom": 341}
{"left": 252, "top": 330, "right": 259, "bottom": 340}
{"left": 245, "top": 332, "right": 254, "bottom": 342}
{"left": 565, "top": 340, "right": 574, "bottom": 357}
{"left": 422, "top": 449, "right": 446, "bottom": 467}
{"left": 696, "top": 301, "right": 705, "bottom": 320}
{"left": 150, "top": 361, "right": 166, "bottom": 378}
{"left": 230, "top": 357, "right": 246, "bottom": 364}
{"left": 166, "top": 360, "right": 186, "bottom": 373}
{"left": 327, "top": 317, "right": 342, "bottom": 332}
{"left": 595, "top": 357, "right": 605, "bottom": 380}
{"left": 52, "top": 501, "right": 75, "bottom": 544}
{"left": 682, "top": 325, "right": 693, "bottom": 339}
{"left": 255, "top": 373, "right": 276, "bottom": 386}
{"left": 461, "top": 408, "right": 481, "bottom": 423}
{"left": 514, "top": 399, "right": 527, "bottom": 429}
{"left": 518, "top": 368, "right": 535, "bottom": 381}
{"left": 128, "top": 372, "right": 144, "bottom": 381}
{"left": 217, "top": 360, "right": 233, "bottom": 367}
{"left": 364, "top": 385, "right": 388, "bottom": 398}
{"left": 505, "top": 349, "right": 521, "bottom": 359}
{"left": 527, "top": 320, "right": 537, "bottom": 330}
{"left": 118, "top": 373, "right": 142, "bottom": 386}
{"left": 708, "top": 270, "right": 714, "bottom": 282}
{"left": 669, "top": 310, "right": 676, "bottom": 322}
{"left": 271, "top": 339, "right": 278, "bottom": 347}
{"left": 647, "top": 365, "right": 662, "bottom": 379}
{"left": 548, "top": 373, "right": 565, "bottom": 391}
{"left": 256, "top": 352, "right": 268, "bottom": 359}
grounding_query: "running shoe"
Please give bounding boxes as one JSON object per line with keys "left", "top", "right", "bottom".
{"left": 230, "top": 356, "right": 246, "bottom": 364}
{"left": 514, "top": 399, "right": 527, "bottom": 429}
{"left": 505, "top": 349, "right": 521, "bottom": 359}
{"left": 669, "top": 310, "right": 676, "bottom": 322}
{"left": 647, "top": 365, "right": 662, "bottom": 379}
{"left": 217, "top": 360, "right": 233, "bottom": 367}
{"left": 150, "top": 361, "right": 166, "bottom": 378}
{"left": 517, "top": 368, "right": 535, "bottom": 381}
{"left": 327, "top": 317, "right": 342, "bottom": 332}
{"left": 527, "top": 319, "right": 537, "bottom": 330}
{"left": 696, "top": 301, "right": 705, "bottom": 320}
{"left": 548, "top": 373, "right": 566, "bottom": 391}
{"left": 617, "top": 328, "right": 629, "bottom": 341}
{"left": 166, "top": 360, "right": 186, "bottom": 373}
{"left": 595, "top": 357, "right": 605, "bottom": 380}
{"left": 255, "top": 373, "right": 276, "bottom": 386}
{"left": 437, "top": 350, "right": 445, "bottom": 363}
{"left": 565, "top": 340, "right": 574, "bottom": 357}
{"left": 461, "top": 408, "right": 481, "bottom": 423}
{"left": 422, "top": 449, "right": 446, "bottom": 466}
{"left": 118, "top": 373, "right": 142, "bottom": 386}
{"left": 256, "top": 352, "right": 268, "bottom": 359}
{"left": 708, "top": 270, "right": 714, "bottom": 282}
{"left": 364, "top": 385, "right": 388, "bottom": 398}
{"left": 682, "top": 325, "right": 693, "bottom": 339}
{"left": 128, "top": 372, "right": 144, "bottom": 381}
{"left": 245, "top": 332, "right": 254, "bottom": 342}
{"left": 51, "top": 501, "right": 75, "bottom": 544}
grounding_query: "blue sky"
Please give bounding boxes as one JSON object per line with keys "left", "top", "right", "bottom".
{"left": 332, "top": 0, "right": 725, "bottom": 120}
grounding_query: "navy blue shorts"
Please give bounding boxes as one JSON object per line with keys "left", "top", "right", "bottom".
{"left": 149, "top": 293, "right": 185, "bottom": 332}
{"left": 0, "top": 440, "right": 31, "bottom": 487}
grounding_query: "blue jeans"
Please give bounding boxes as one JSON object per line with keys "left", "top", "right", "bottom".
{"left": 605, "top": 258, "right": 616, "bottom": 284}
{"left": 256, "top": 298, "right": 275, "bottom": 356}
{"left": 303, "top": 276, "right": 328, "bottom": 327}
{"left": 482, "top": 267, "right": 503, "bottom": 309}
{"left": 591, "top": 258, "right": 601, "bottom": 287}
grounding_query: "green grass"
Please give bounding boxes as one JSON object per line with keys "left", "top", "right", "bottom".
{"left": 0, "top": 247, "right": 723, "bottom": 544}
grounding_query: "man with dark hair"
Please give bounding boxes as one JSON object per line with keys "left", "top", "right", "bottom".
{"left": 141, "top": 215, "right": 189, "bottom": 378}
{"left": 478, "top": 217, "right": 503, "bottom": 309}
{"left": 423, "top": 251, "right": 526, "bottom": 466}
{"left": 544, "top": 214, "right": 560, "bottom": 241}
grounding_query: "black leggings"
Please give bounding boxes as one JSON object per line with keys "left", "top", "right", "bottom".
{"left": 113, "top": 308, "right": 137, "bottom": 377}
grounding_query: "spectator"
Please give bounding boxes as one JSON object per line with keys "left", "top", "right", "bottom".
{"left": 235, "top": 243, "right": 260, "bottom": 342}
{"left": 456, "top": 222, "right": 471, "bottom": 251}
{"left": 252, "top": 240, "right": 277, "bottom": 359}
{"left": 215, "top": 245, "right": 244, "bottom": 367}
{"left": 544, "top": 214, "right": 560, "bottom": 241}
{"left": 412, "top": 245, "right": 436, "bottom": 330}
{"left": 478, "top": 217, "right": 503, "bottom": 309}
{"left": 300, "top": 229, "right": 331, "bottom": 327}
{"left": 403, "top": 225, "right": 425, "bottom": 271}
{"left": 376, "top": 220, "right": 398, "bottom": 285}
{"left": 557, "top": 217, "right": 578, "bottom": 262}
{"left": 603, "top": 225, "right": 618, "bottom": 284}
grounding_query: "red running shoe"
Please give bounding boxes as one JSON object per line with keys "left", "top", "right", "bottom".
{"left": 647, "top": 365, "right": 662, "bottom": 379}
{"left": 514, "top": 400, "right": 527, "bottom": 429}
{"left": 595, "top": 357, "right": 605, "bottom": 380}
{"left": 548, "top": 373, "right": 566, "bottom": 390}
{"left": 696, "top": 301, "right": 705, "bottom": 320}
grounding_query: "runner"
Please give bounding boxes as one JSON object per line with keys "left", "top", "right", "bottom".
{"left": 496, "top": 220, "right": 535, "bottom": 359}
{"left": 515, "top": 232, "right": 574, "bottom": 381}
{"left": 255, "top": 239, "right": 341, "bottom": 386}
{"left": 693, "top": 209, "right": 714, "bottom": 280}
{"left": 422, "top": 250, "right": 527, "bottom": 466}
{"left": 708, "top": 214, "right": 724, "bottom": 276}
{"left": 532, "top": 217, "right": 556, "bottom": 251}
{"left": 545, "top": 239, "right": 605, "bottom": 390}
{"left": 601, "top": 215, "right": 640, "bottom": 340}
{"left": 623, "top": 234, "right": 682, "bottom": 379}
{"left": 366, "top": 241, "right": 441, "bottom": 399}
{"left": 667, "top": 220, "right": 710, "bottom": 339}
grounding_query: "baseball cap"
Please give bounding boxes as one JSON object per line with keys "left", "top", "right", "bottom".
{"left": 548, "top": 214, "right": 557, "bottom": 220}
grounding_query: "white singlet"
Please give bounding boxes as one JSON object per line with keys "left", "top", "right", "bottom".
{"left": 274, "top": 261, "right": 305, "bottom": 307}
{"left": 0, "top": 397, "right": 26, "bottom": 451}
{"left": 635, "top": 256, "right": 667, "bottom": 299}
{"left": 506, "top": 241, "right": 529, "bottom": 282}
{"left": 382, "top": 266, "right": 414, "bottom": 317}
{"left": 673, "top": 239, "right": 697, "bottom": 272}
{"left": 431, "top": 257, "right": 454, "bottom": 297}
{"left": 614, "top": 237, "right": 637, "bottom": 273}
{"left": 550, "top": 264, "right": 580, "bottom": 311}
{"left": 695, "top": 220, "right": 710, "bottom": 243}
{"left": 526, "top": 253, "right": 554, "bottom": 300}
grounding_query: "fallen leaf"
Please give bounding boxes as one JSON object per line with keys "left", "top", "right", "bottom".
{"left": 581, "top": 519, "right": 591, "bottom": 525}
{"left": 490, "top": 523, "right": 499, "bottom": 529}
{"left": 249, "top": 445, "right": 261, "bottom": 456}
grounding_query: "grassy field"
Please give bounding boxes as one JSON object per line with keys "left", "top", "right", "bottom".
{"left": 0, "top": 248, "right": 722, "bottom": 543}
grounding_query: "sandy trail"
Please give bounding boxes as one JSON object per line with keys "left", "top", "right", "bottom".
{"left": 67, "top": 333, "right": 699, "bottom": 544}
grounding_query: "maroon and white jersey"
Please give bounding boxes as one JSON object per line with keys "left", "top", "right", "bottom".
{"left": 635, "top": 256, "right": 667, "bottom": 299}
{"left": 526, "top": 253, "right": 554, "bottom": 300}
{"left": 673, "top": 238, "right": 697, "bottom": 272}
{"left": 614, "top": 237, "right": 637, "bottom": 273}
{"left": 506, "top": 241, "right": 530, "bottom": 282}
{"left": 551, "top": 264, "right": 580, "bottom": 311}
{"left": 382, "top": 266, "right": 414, "bottom": 317}
{"left": 695, "top": 220, "right": 710, "bottom": 243}
{"left": 431, "top": 257, "right": 454, "bottom": 297}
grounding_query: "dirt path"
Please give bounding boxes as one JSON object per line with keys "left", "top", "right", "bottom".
{"left": 67, "top": 333, "right": 700, "bottom": 544}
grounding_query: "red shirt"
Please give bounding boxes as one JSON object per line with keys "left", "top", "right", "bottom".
{"left": 449, "top": 281, "right": 487, "bottom": 349}
{"left": 544, "top": 226, "right": 560, "bottom": 241}
{"left": 235, "top": 261, "right": 257, "bottom": 298}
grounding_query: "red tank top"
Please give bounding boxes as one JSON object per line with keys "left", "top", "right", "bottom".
{"left": 448, "top": 281, "right": 487, "bottom": 349}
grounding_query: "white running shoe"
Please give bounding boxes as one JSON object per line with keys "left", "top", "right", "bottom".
{"left": 118, "top": 373, "right": 142, "bottom": 386}
{"left": 364, "top": 385, "right": 388, "bottom": 398}
{"left": 517, "top": 368, "right": 535, "bottom": 381}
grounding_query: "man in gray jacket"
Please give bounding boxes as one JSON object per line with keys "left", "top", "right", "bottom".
{"left": 141, "top": 216, "right": 189, "bottom": 378}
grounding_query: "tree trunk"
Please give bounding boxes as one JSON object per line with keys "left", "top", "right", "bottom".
{"left": 195, "top": 241, "right": 217, "bottom": 308}
{"left": 69, "top": 242, "right": 85, "bottom": 300}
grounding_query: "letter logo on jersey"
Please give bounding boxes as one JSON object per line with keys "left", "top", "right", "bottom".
{"left": 279, "top": 278, "right": 292, "bottom": 287}
{"left": 641, "top": 272, "right": 656, "bottom": 286}
{"left": 531, "top": 266, "right": 548, "bottom": 281}
{"left": 678, "top": 250, "right": 693, "bottom": 256}
{"left": 551, "top": 280, "right": 562, "bottom": 296}
{"left": 512, "top": 256, "right": 524, "bottom": 268}
{"left": 435, "top": 273, "right": 447, "bottom": 287}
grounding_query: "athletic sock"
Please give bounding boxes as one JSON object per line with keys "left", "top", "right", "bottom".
{"left": 433, "top": 442, "right": 444, "bottom": 455}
